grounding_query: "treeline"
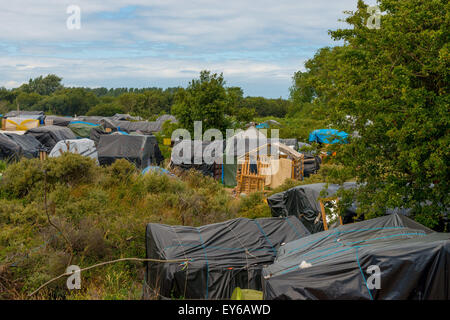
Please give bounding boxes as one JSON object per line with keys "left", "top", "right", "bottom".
{"left": 0, "top": 74, "right": 291, "bottom": 121}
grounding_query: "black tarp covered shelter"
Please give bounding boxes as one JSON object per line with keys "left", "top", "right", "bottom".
{"left": 169, "top": 140, "right": 225, "bottom": 178}
{"left": 267, "top": 182, "right": 359, "bottom": 233}
{"left": 2, "top": 133, "right": 43, "bottom": 159}
{"left": 144, "top": 216, "right": 310, "bottom": 299}
{"left": 44, "top": 116, "right": 74, "bottom": 127}
{"left": 24, "top": 126, "right": 76, "bottom": 152}
{"left": 263, "top": 214, "right": 450, "bottom": 300}
{"left": 97, "top": 134, "right": 163, "bottom": 169}
{"left": 302, "top": 154, "right": 321, "bottom": 177}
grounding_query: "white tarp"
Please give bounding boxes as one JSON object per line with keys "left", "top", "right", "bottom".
{"left": 49, "top": 138, "right": 98, "bottom": 163}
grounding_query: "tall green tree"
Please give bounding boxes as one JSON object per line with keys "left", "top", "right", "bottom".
{"left": 304, "top": 0, "right": 449, "bottom": 228}
{"left": 172, "top": 70, "right": 231, "bottom": 135}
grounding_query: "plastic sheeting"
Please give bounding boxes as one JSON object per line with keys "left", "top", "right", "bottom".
{"left": 263, "top": 214, "right": 450, "bottom": 300}
{"left": 24, "top": 125, "right": 77, "bottom": 152}
{"left": 49, "top": 138, "right": 98, "bottom": 163}
{"left": 97, "top": 134, "right": 163, "bottom": 169}
{"left": 267, "top": 182, "right": 359, "bottom": 233}
{"left": 309, "top": 129, "right": 348, "bottom": 144}
{"left": 170, "top": 140, "right": 224, "bottom": 177}
{"left": 68, "top": 121, "right": 104, "bottom": 138}
{"left": 2, "top": 133, "right": 43, "bottom": 159}
{"left": 44, "top": 116, "right": 73, "bottom": 127}
{"left": 144, "top": 216, "right": 310, "bottom": 299}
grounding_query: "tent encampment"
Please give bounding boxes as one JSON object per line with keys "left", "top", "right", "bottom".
{"left": 144, "top": 216, "right": 310, "bottom": 299}
{"left": 49, "top": 138, "right": 98, "bottom": 162}
{"left": 25, "top": 125, "right": 77, "bottom": 151}
{"left": 97, "top": 134, "right": 163, "bottom": 169}
{"left": 263, "top": 214, "right": 450, "bottom": 300}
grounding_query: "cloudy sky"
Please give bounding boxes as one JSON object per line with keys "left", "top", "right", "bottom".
{"left": 0, "top": 0, "right": 376, "bottom": 98}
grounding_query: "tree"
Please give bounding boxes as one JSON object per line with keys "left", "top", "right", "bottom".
{"left": 86, "top": 103, "right": 125, "bottom": 117}
{"left": 302, "top": 0, "right": 449, "bottom": 228}
{"left": 172, "top": 70, "right": 231, "bottom": 135}
{"left": 20, "top": 74, "right": 63, "bottom": 96}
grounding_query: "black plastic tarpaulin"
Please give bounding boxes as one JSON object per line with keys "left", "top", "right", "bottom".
{"left": 170, "top": 140, "right": 225, "bottom": 178}
{"left": 263, "top": 214, "right": 450, "bottom": 300}
{"left": 97, "top": 134, "right": 163, "bottom": 169}
{"left": 267, "top": 182, "right": 359, "bottom": 233}
{"left": 144, "top": 216, "right": 310, "bottom": 299}
{"left": 0, "top": 133, "right": 43, "bottom": 161}
{"left": 24, "top": 125, "right": 76, "bottom": 151}
{"left": 3, "top": 133, "right": 43, "bottom": 159}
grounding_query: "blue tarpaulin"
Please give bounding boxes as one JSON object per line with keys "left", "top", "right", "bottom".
{"left": 309, "top": 129, "right": 348, "bottom": 144}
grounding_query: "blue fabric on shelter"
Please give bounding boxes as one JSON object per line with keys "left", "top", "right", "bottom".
{"left": 69, "top": 121, "right": 100, "bottom": 126}
{"left": 142, "top": 166, "right": 174, "bottom": 176}
{"left": 309, "top": 129, "right": 348, "bottom": 144}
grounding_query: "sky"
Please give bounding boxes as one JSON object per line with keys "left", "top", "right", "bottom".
{"left": 0, "top": 0, "right": 377, "bottom": 98}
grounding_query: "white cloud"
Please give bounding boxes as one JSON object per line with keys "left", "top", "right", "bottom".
{"left": 0, "top": 0, "right": 368, "bottom": 97}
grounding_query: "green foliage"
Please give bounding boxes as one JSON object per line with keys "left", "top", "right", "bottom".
{"left": 172, "top": 70, "right": 231, "bottom": 135}
{"left": 86, "top": 103, "right": 125, "bottom": 117}
{"left": 290, "top": 0, "right": 449, "bottom": 226}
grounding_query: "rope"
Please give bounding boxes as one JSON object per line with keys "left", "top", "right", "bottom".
{"left": 28, "top": 257, "right": 190, "bottom": 297}
{"left": 195, "top": 229, "right": 209, "bottom": 299}
{"left": 355, "top": 247, "right": 374, "bottom": 300}
{"left": 253, "top": 220, "right": 277, "bottom": 256}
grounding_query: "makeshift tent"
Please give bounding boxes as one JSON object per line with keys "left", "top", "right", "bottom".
{"left": 144, "top": 216, "right": 310, "bottom": 299}
{"left": 49, "top": 139, "right": 98, "bottom": 162}
{"left": 256, "top": 120, "right": 282, "bottom": 129}
{"left": 222, "top": 127, "right": 268, "bottom": 187}
{"left": 302, "top": 154, "right": 321, "bottom": 177}
{"left": 156, "top": 114, "right": 177, "bottom": 124}
{"left": 44, "top": 116, "right": 73, "bottom": 127}
{"left": 74, "top": 116, "right": 104, "bottom": 124}
{"left": 267, "top": 182, "right": 360, "bottom": 233}
{"left": 142, "top": 166, "right": 175, "bottom": 177}
{"left": 99, "top": 119, "right": 161, "bottom": 134}
{"left": 236, "top": 142, "right": 304, "bottom": 192}
{"left": 110, "top": 113, "right": 142, "bottom": 121}
{"left": 97, "top": 134, "right": 163, "bottom": 169}
{"left": 25, "top": 125, "right": 76, "bottom": 151}
{"left": 169, "top": 140, "right": 224, "bottom": 179}
{"left": 309, "top": 129, "right": 348, "bottom": 144}
{"left": 263, "top": 214, "right": 450, "bottom": 300}
{"left": 2, "top": 133, "right": 43, "bottom": 159}
{"left": 68, "top": 121, "right": 104, "bottom": 138}
{"left": 4, "top": 110, "right": 44, "bottom": 118}
{"left": 4, "top": 117, "right": 40, "bottom": 131}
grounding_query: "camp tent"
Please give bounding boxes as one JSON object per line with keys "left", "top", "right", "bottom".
{"left": 44, "top": 116, "right": 73, "bottom": 127}
{"left": 302, "top": 154, "right": 322, "bottom": 177}
{"left": 99, "top": 119, "right": 161, "bottom": 134}
{"left": 236, "top": 142, "right": 304, "bottom": 191}
{"left": 4, "top": 117, "right": 40, "bottom": 131}
{"left": 156, "top": 114, "right": 177, "bottom": 124}
{"left": 309, "top": 129, "right": 348, "bottom": 144}
{"left": 68, "top": 121, "right": 104, "bottom": 138}
{"left": 97, "top": 134, "right": 163, "bottom": 169}
{"left": 144, "top": 216, "right": 310, "bottom": 299}
{"left": 169, "top": 140, "right": 224, "bottom": 179}
{"left": 0, "top": 132, "right": 43, "bottom": 161}
{"left": 25, "top": 125, "right": 76, "bottom": 151}
{"left": 49, "top": 138, "right": 98, "bottom": 163}
{"left": 222, "top": 127, "right": 268, "bottom": 186}
{"left": 267, "top": 183, "right": 360, "bottom": 233}
{"left": 267, "top": 182, "right": 413, "bottom": 234}
{"left": 263, "top": 214, "right": 450, "bottom": 300}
